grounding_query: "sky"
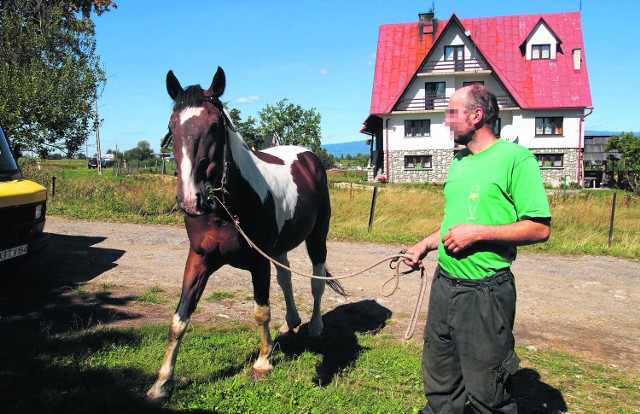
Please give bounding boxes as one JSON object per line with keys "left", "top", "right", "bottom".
{"left": 92, "top": 0, "right": 639, "bottom": 154}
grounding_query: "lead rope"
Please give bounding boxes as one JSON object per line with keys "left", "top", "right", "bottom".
{"left": 212, "top": 195, "right": 428, "bottom": 339}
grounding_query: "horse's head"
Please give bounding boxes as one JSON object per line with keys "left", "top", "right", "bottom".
{"left": 166, "top": 67, "right": 229, "bottom": 216}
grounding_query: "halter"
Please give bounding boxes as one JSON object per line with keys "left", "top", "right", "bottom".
{"left": 165, "top": 96, "right": 236, "bottom": 217}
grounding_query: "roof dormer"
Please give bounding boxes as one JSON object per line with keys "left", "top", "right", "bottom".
{"left": 521, "top": 18, "right": 563, "bottom": 60}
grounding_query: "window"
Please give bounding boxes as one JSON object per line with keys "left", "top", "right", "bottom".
{"left": 444, "top": 45, "right": 465, "bottom": 71}
{"left": 532, "top": 44, "right": 551, "bottom": 59}
{"left": 463, "top": 81, "right": 484, "bottom": 87}
{"left": 404, "top": 155, "right": 432, "bottom": 169}
{"left": 404, "top": 120, "right": 431, "bottom": 137}
{"left": 493, "top": 118, "right": 501, "bottom": 137}
{"left": 536, "top": 154, "right": 564, "bottom": 168}
{"left": 535, "top": 117, "right": 563, "bottom": 136}
{"left": 425, "top": 82, "right": 445, "bottom": 110}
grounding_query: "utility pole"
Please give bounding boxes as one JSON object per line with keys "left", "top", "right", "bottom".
{"left": 95, "top": 95, "right": 102, "bottom": 175}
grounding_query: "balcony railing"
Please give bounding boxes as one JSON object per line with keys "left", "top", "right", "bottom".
{"left": 419, "top": 59, "right": 489, "bottom": 73}
{"left": 395, "top": 94, "right": 517, "bottom": 112}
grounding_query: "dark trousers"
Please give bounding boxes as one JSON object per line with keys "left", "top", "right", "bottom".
{"left": 420, "top": 266, "right": 520, "bottom": 414}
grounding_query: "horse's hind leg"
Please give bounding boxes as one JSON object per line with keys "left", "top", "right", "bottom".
{"left": 275, "top": 253, "right": 302, "bottom": 334}
{"left": 147, "top": 249, "right": 218, "bottom": 402}
{"left": 305, "top": 235, "right": 329, "bottom": 338}
{"left": 308, "top": 262, "right": 327, "bottom": 337}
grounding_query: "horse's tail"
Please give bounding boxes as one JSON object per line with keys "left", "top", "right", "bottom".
{"left": 324, "top": 266, "right": 348, "bottom": 297}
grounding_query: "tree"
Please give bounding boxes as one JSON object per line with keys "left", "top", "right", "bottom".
{"left": 607, "top": 132, "right": 640, "bottom": 191}
{"left": 258, "top": 99, "right": 321, "bottom": 151}
{"left": 606, "top": 132, "right": 640, "bottom": 171}
{"left": 227, "top": 107, "right": 262, "bottom": 150}
{"left": 314, "top": 147, "right": 335, "bottom": 171}
{"left": 124, "top": 140, "right": 153, "bottom": 161}
{"left": 0, "top": 0, "right": 116, "bottom": 155}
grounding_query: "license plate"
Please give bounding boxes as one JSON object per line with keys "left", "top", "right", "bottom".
{"left": 0, "top": 244, "right": 28, "bottom": 262}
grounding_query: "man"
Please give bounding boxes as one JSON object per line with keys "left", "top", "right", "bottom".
{"left": 406, "top": 84, "right": 551, "bottom": 413}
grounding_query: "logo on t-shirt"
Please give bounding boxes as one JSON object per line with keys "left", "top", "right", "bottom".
{"left": 467, "top": 184, "right": 480, "bottom": 221}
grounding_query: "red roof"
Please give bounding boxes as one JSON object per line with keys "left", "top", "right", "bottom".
{"left": 368, "top": 12, "right": 592, "bottom": 115}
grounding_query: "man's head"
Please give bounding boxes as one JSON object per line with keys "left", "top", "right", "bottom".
{"left": 445, "top": 84, "right": 499, "bottom": 145}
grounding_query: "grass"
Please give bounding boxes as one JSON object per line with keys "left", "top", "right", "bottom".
{"left": 19, "top": 160, "right": 640, "bottom": 258}
{"left": 137, "top": 285, "right": 168, "bottom": 305}
{"left": 205, "top": 291, "right": 238, "bottom": 302}
{"left": 0, "top": 323, "right": 637, "bottom": 413}
{"left": 5, "top": 160, "right": 640, "bottom": 412}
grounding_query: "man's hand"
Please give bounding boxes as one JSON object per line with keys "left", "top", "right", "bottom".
{"left": 442, "top": 224, "right": 480, "bottom": 254}
{"left": 404, "top": 228, "right": 441, "bottom": 269}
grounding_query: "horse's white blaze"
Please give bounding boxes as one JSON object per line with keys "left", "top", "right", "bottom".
{"left": 227, "top": 129, "right": 304, "bottom": 233}
{"left": 180, "top": 145, "right": 197, "bottom": 208}
{"left": 179, "top": 107, "right": 205, "bottom": 125}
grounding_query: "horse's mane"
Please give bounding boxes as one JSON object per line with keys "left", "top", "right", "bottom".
{"left": 172, "top": 85, "right": 221, "bottom": 111}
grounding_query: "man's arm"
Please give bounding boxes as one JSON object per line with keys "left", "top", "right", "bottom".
{"left": 442, "top": 217, "right": 551, "bottom": 255}
{"left": 404, "top": 227, "right": 441, "bottom": 268}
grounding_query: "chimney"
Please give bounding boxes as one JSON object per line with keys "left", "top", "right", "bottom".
{"left": 573, "top": 48, "right": 582, "bottom": 70}
{"left": 418, "top": 11, "right": 435, "bottom": 23}
{"left": 419, "top": 10, "right": 437, "bottom": 35}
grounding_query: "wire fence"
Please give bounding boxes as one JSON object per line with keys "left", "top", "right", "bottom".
{"left": 112, "top": 159, "right": 177, "bottom": 177}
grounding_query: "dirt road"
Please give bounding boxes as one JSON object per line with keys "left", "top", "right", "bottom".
{"left": 4, "top": 216, "right": 640, "bottom": 375}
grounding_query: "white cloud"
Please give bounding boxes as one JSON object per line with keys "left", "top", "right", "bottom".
{"left": 233, "top": 96, "right": 259, "bottom": 104}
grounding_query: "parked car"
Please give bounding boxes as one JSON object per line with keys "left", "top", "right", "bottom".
{"left": 87, "top": 156, "right": 106, "bottom": 169}
{"left": 0, "top": 124, "right": 49, "bottom": 267}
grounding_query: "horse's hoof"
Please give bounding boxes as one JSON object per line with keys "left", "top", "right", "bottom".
{"left": 278, "top": 323, "right": 300, "bottom": 335}
{"left": 251, "top": 368, "right": 271, "bottom": 380}
{"left": 145, "top": 389, "right": 168, "bottom": 405}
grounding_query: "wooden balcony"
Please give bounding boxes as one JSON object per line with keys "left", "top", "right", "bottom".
{"left": 394, "top": 94, "right": 517, "bottom": 112}
{"left": 419, "top": 59, "right": 489, "bottom": 73}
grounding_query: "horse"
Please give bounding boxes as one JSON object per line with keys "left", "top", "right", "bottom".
{"left": 147, "top": 67, "right": 345, "bottom": 402}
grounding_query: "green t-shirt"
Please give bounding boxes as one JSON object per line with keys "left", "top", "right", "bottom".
{"left": 438, "top": 139, "right": 551, "bottom": 279}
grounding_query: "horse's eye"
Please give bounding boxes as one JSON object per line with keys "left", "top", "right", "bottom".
{"left": 208, "top": 123, "right": 221, "bottom": 137}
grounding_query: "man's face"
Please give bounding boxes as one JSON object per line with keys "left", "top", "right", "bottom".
{"left": 445, "top": 89, "right": 475, "bottom": 145}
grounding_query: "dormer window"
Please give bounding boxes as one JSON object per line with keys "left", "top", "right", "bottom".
{"left": 532, "top": 44, "right": 551, "bottom": 60}
{"left": 522, "top": 18, "right": 561, "bottom": 60}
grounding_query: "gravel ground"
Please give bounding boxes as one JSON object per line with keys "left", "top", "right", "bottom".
{"left": 4, "top": 216, "right": 639, "bottom": 376}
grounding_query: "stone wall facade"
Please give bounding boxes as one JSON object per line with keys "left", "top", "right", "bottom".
{"left": 368, "top": 147, "right": 580, "bottom": 186}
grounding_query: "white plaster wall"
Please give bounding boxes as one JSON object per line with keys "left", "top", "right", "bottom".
{"left": 512, "top": 110, "right": 583, "bottom": 149}
{"left": 385, "top": 114, "right": 454, "bottom": 151}
{"left": 525, "top": 22, "right": 557, "bottom": 59}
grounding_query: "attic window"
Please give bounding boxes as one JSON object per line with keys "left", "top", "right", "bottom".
{"left": 532, "top": 44, "right": 551, "bottom": 60}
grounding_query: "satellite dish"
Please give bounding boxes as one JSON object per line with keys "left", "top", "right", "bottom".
{"left": 500, "top": 125, "right": 518, "bottom": 143}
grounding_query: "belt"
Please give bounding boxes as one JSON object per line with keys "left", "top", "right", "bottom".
{"left": 436, "top": 265, "right": 512, "bottom": 287}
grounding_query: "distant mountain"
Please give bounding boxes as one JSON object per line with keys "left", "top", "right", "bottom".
{"left": 322, "top": 140, "right": 369, "bottom": 157}
{"left": 585, "top": 130, "right": 640, "bottom": 136}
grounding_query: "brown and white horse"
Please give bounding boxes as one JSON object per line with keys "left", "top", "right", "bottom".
{"left": 147, "top": 67, "right": 344, "bottom": 402}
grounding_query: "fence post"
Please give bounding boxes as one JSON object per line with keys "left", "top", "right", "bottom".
{"left": 51, "top": 176, "right": 56, "bottom": 197}
{"left": 368, "top": 186, "right": 379, "bottom": 233}
{"left": 608, "top": 192, "right": 617, "bottom": 248}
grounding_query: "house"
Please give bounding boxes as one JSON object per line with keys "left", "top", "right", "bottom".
{"left": 360, "top": 11, "right": 593, "bottom": 186}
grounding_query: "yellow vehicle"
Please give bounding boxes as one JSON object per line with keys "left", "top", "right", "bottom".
{"left": 0, "top": 124, "right": 49, "bottom": 267}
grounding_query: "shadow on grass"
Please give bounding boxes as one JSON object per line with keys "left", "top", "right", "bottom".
{"left": 0, "top": 233, "right": 138, "bottom": 334}
{"left": 512, "top": 368, "right": 568, "bottom": 413}
{"left": 274, "top": 299, "right": 392, "bottom": 386}
{"left": 0, "top": 327, "right": 222, "bottom": 414}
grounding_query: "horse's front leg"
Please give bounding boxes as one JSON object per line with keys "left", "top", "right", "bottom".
{"left": 147, "top": 249, "right": 219, "bottom": 402}
{"left": 275, "top": 253, "right": 302, "bottom": 334}
{"left": 250, "top": 259, "right": 274, "bottom": 379}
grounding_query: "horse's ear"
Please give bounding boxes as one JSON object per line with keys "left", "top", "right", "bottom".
{"left": 166, "top": 70, "right": 183, "bottom": 100}
{"left": 209, "top": 66, "right": 226, "bottom": 99}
